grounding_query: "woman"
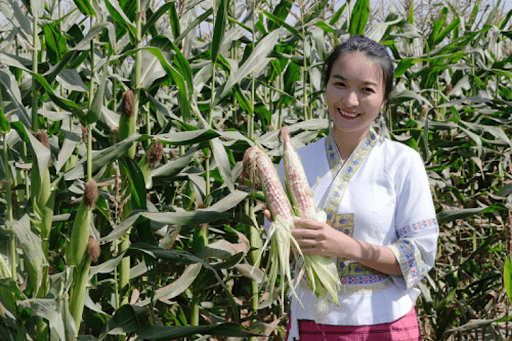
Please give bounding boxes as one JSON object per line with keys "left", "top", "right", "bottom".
{"left": 282, "top": 36, "right": 439, "bottom": 340}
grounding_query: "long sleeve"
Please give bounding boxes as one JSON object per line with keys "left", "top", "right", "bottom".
{"left": 387, "top": 152, "right": 439, "bottom": 290}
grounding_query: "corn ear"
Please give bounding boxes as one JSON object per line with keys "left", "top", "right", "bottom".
{"left": 66, "top": 200, "right": 91, "bottom": 267}
{"left": 243, "top": 146, "right": 293, "bottom": 221}
{"left": 280, "top": 127, "right": 342, "bottom": 307}
{"left": 281, "top": 127, "right": 316, "bottom": 219}
{"left": 242, "top": 146, "right": 301, "bottom": 308}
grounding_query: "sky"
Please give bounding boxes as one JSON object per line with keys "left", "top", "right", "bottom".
{"left": 0, "top": 1, "right": 511, "bottom": 39}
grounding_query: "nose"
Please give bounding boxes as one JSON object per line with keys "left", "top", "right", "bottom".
{"left": 344, "top": 91, "right": 359, "bottom": 107}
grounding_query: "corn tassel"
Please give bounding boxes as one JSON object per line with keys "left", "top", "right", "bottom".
{"left": 280, "top": 127, "right": 342, "bottom": 307}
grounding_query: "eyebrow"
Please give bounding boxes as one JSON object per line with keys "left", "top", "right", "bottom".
{"left": 331, "top": 74, "right": 379, "bottom": 87}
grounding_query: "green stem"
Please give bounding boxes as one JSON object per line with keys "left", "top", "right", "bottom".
{"left": 205, "top": 147, "right": 211, "bottom": 197}
{"left": 301, "top": 5, "right": 309, "bottom": 120}
{"left": 146, "top": 102, "right": 151, "bottom": 136}
{"left": 87, "top": 127, "right": 92, "bottom": 181}
{"left": 191, "top": 223, "right": 208, "bottom": 327}
{"left": 247, "top": 199, "right": 262, "bottom": 325}
{"left": 4, "top": 136, "right": 12, "bottom": 223}
{"left": 191, "top": 296, "right": 200, "bottom": 326}
{"left": 4, "top": 134, "right": 16, "bottom": 281}
{"left": 23, "top": 142, "right": 29, "bottom": 201}
{"left": 249, "top": 6, "right": 256, "bottom": 139}
{"left": 32, "top": 15, "right": 39, "bottom": 131}
{"left": 119, "top": 232, "right": 130, "bottom": 307}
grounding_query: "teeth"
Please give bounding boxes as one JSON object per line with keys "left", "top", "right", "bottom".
{"left": 338, "top": 108, "right": 358, "bottom": 117}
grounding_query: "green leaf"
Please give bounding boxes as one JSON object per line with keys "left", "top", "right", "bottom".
{"left": 56, "top": 69, "right": 89, "bottom": 92}
{"left": 127, "top": 46, "right": 189, "bottom": 121}
{"left": 174, "top": 8, "right": 213, "bottom": 43}
{"left": 87, "top": 61, "right": 109, "bottom": 125}
{"left": 28, "top": 131, "right": 51, "bottom": 183}
{"left": 72, "top": 0, "right": 97, "bottom": 16}
{"left": 129, "top": 243, "right": 241, "bottom": 323}
{"left": 41, "top": 22, "right": 68, "bottom": 64}
{"left": 29, "top": 72, "right": 87, "bottom": 125}
{"left": 263, "top": 10, "right": 302, "bottom": 39}
{"left": 103, "top": 305, "right": 144, "bottom": 335}
{"left": 150, "top": 149, "right": 196, "bottom": 180}
{"left": 30, "top": 0, "right": 44, "bottom": 17}
{"left": 119, "top": 156, "right": 147, "bottom": 211}
{"left": 496, "top": 183, "right": 512, "bottom": 197}
{"left": 217, "top": 29, "right": 282, "bottom": 101}
{"left": 268, "top": 0, "right": 291, "bottom": 31}
{"left": 101, "top": 190, "right": 248, "bottom": 243}
{"left": 154, "top": 129, "right": 220, "bottom": 145}
{"left": 210, "top": 137, "right": 235, "bottom": 193}
{"left": 0, "top": 68, "right": 31, "bottom": 128}
{"left": 435, "top": 16, "right": 460, "bottom": 45}
{"left": 505, "top": 256, "right": 512, "bottom": 307}
{"left": 349, "top": 0, "right": 370, "bottom": 36}
{"left": 137, "top": 263, "right": 202, "bottom": 306}
{"left": 9, "top": 215, "right": 48, "bottom": 294}
{"left": 0, "top": 90, "right": 10, "bottom": 134}
{"left": 64, "top": 133, "right": 141, "bottom": 180}
{"left": 168, "top": 1, "right": 180, "bottom": 39}
{"left": 437, "top": 205, "right": 504, "bottom": 223}
{"left": 105, "top": 0, "right": 136, "bottom": 40}
{"left": 18, "top": 298, "right": 73, "bottom": 340}
{"left": 329, "top": 3, "right": 346, "bottom": 25}
{"left": 0, "top": 278, "right": 27, "bottom": 301}
{"left": 211, "top": 0, "right": 227, "bottom": 64}
{"left": 427, "top": 7, "right": 448, "bottom": 48}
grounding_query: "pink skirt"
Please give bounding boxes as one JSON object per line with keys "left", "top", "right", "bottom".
{"left": 285, "top": 307, "right": 421, "bottom": 341}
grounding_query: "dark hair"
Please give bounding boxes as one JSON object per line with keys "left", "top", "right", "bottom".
{"left": 322, "top": 36, "right": 395, "bottom": 102}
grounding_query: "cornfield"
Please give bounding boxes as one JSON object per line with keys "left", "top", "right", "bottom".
{"left": 0, "top": 0, "right": 511, "bottom": 339}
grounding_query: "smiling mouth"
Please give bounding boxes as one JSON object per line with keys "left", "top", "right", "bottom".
{"left": 338, "top": 108, "right": 360, "bottom": 120}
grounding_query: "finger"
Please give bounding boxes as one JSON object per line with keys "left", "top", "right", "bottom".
{"left": 292, "top": 218, "right": 323, "bottom": 229}
{"left": 295, "top": 239, "right": 317, "bottom": 248}
{"left": 263, "top": 209, "right": 273, "bottom": 222}
{"left": 291, "top": 229, "right": 318, "bottom": 239}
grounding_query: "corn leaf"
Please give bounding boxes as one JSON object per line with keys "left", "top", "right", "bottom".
{"left": 9, "top": 215, "right": 47, "bottom": 295}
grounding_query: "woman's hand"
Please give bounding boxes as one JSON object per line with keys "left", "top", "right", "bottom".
{"left": 291, "top": 218, "right": 403, "bottom": 276}
{"left": 291, "top": 218, "right": 348, "bottom": 258}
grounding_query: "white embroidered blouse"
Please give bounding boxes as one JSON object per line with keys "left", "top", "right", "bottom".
{"left": 283, "top": 131, "right": 439, "bottom": 341}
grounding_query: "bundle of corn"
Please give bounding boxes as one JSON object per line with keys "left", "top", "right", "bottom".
{"left": 242, "top": 130, "right": 341, "bottom": 310}
{"left": 280, "top": 127, "right": 341, "bottom": 307}
{"left": 242, "top": 145, "right": 301, "bottom": 308}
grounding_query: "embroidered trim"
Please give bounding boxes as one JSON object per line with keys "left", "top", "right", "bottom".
{"left": 396, "top": 218, "right": 439, "bottom": 239}
{"left": 389, "top": 240, "right": 428, "bottom": 289}
{"left": 324, "top": 130, "right": 377, "bottom": 226}
{"left": 300, "top": 273, "right": 392, "bottom": 294}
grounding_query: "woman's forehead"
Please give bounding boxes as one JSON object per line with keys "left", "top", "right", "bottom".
{"left": 331, "top": 52, "right": 384, "bottom": 86}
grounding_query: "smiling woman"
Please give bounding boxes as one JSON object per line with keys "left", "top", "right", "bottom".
{"left": 284, "top": 36, "right": 439, "bottom": 341}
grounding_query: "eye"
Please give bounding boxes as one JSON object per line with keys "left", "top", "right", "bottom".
{"left": 362, "top": 87, "right": 375, "bottom": 93}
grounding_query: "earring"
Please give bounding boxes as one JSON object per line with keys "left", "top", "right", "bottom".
{"left": 327, "top": 110, "right": 332, "bottom": 134}
{"left": 379, "top": 112, "right": 386, "bottom": 143}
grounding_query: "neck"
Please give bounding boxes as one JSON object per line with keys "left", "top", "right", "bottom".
{"left": 332, "top": 127, "right": 370, "bottom": 163}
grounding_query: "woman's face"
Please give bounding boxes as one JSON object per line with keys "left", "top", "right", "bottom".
{"left": 325, "top": 51, "right": 386, "bottom": 140}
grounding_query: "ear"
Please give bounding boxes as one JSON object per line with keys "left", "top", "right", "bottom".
{"left": 380, "top": 100, "right": 386, "bottom": 112}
